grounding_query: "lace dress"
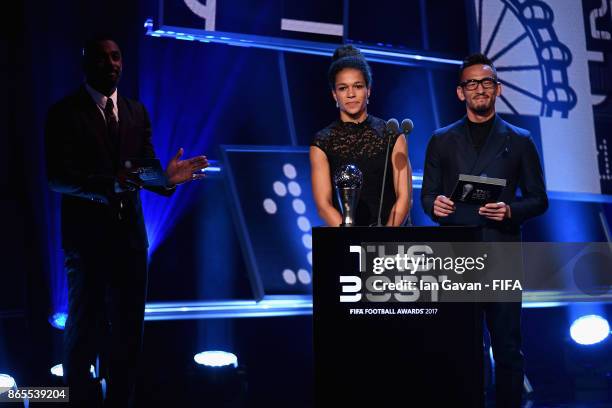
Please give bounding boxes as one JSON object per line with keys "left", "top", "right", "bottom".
{"left": 311, "top": 115, "right": 399, "bottom": 226}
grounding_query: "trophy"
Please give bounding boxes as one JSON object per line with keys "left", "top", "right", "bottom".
{"left": 333, "top": 164, "right": 363, "bottom": 226}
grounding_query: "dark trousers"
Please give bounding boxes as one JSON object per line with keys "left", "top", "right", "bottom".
{"left": 63, "top": 246, "right": 148, "bottom": 408}
{"left": 485, "top": 301, "right": 524, "bottom": 408}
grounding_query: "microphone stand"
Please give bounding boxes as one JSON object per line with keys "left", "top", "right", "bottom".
{"left": 376, "top": 130, "right": 394, "bottom": 226}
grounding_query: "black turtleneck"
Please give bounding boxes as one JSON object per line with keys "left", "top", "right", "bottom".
{"left": 467, "top": 115, "right": 495, "bottom": 154}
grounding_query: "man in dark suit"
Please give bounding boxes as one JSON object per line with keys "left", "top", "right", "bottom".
{"left": 421, "top": 53, "right": 548, "bottom": 408}
{"left": 45, "top": 37, "right": 208, "bottom": 407}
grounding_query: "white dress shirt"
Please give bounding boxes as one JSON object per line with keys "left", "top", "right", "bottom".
{"left": 85, "top": 83, "right": 119, "bottom": 122}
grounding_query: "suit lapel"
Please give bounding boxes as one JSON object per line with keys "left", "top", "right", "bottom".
{"left": 117, "top": 95, "right": 130, "bottom": 162}
{"left": 77, "top": 87, "right": 114, "bottom": 167}
{"left": 471, "top": 114, "right": 508, "bottom": 176}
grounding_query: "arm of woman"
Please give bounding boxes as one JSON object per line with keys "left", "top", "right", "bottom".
{"left": 386, "top": 134, "right": 412, "bottom": 226}
{"left": 310, "top": 146, "right": 343, "bottom": 226}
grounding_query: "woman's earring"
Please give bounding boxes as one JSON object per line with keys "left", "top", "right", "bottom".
{"left": 366, "top": 98, "right": 370, "bottom": 105}
{"left": 336, "top": 101, "right": 339, "bottom": 108}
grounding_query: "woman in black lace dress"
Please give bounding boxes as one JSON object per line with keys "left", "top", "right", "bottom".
{"left": 310, "top": 45, "right": 411, "bottom": 226}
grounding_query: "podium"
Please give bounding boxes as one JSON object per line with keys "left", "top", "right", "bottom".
{"left": 312, "top": 226, "right": 484, "bottom": 407}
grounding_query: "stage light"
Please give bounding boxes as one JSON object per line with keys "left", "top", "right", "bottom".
{"left": 0, "top": 373, "right": 16, "bottom": 388}
{"left": 50, "top": 364, "right": 96, "bottom": 377}
{"left": 570, "top": 315, "right": 610, "bottom": 345}
{"left": 49, "top": 312, "right": 67, "bottom": 330}
{"left": 565, "top": 313, "right": 612, "bottom": 403}
{"left": 194, "top": 351, "right": 238, "bottom": 368}
{"left": 50, "top": 364, "right": 62, "bottom": 377}
{"left": 144, "top": 351, "right": 245, "bottom": 407}
{"left": 0, "top": 374, "right": 18, "bottom": 407}
{"left": 0, "top": 374, "right": 26, "bottom": 407}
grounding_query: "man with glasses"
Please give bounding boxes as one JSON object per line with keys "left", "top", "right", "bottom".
{"left": 421, "top": 53, "right": 548, "bottom": 408}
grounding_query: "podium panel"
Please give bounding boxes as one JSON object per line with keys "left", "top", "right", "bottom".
{"left": 313, "top": 226, "right": 484, "bottom": 407}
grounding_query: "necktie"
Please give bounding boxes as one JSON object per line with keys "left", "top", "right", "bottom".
{"left": 105, "top": 98, "right": 124, "bottom": 219}
{"left": 104, "top": 98, "right": 119, "bottom": 153}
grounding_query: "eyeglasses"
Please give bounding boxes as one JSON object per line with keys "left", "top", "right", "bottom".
{"left": 459, "top": 77, "right": 498, "bottom": 91}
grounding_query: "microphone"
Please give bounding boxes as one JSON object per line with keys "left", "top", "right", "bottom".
{"left": 461, "top": 183, "right": 474, "bottom": 201}
{"left": 377, "top": 118, "right": 400, "bottom": 226}
{"left": 386, "top": 118, "right": 400, "bottom": 135}
{"left": 401, "top": 118, "right": 414, "bottom": 135}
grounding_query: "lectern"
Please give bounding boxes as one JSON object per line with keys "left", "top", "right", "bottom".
{"left": 312, "top": 226, "right": 484, "bottom": 407}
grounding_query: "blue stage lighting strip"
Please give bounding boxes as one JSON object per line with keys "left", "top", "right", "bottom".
{"left": 209, "top": 159, "right": 612, "bottom": 202}
{"left": 144, "top": 296, "right": 313, "bottom": 321}
{"left": 44, "top": 296, "right": 603, "bottom": 327}
{"left": 140, "top": 294, "right": 609, "bottom": 321}
{"left": 162, "top": 159, "right": 612, "bottom": 203}
{"left": 522, "top": 302, "right": 567, "bottom": 308}
{"left": 203, "top": 166, "right": 221, "bottom": 173}
{"left": 523, "top": 291, "right": 612, "bottom": 303}
{"left": 144, "top": 19, "right": 461, "bottom": 69}
{"left": 545, "top": 190, "right": 612, "bottom": 203}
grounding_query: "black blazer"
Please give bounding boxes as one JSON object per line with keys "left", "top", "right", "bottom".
{"left": 421, "top": 115, "right": 548, "bottom": 241}
{"left": 45, "top": 86, "right": 173, "bottom": 250}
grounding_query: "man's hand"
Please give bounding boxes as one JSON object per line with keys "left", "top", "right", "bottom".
{"left": 479, "top": 202, "right": 511, "bottom": 221}
{"left": 433, "top": 195, "right": 455, "bottom": 218}
{"left": 116, "top": 168, "right": 144, "bottom": 193}
{"left": 166, "top": 148, "right": 209, "bottom": 186}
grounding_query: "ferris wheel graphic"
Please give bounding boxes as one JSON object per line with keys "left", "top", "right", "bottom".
{"left": 476, "top": 0, "right": 577, "bottom": 118}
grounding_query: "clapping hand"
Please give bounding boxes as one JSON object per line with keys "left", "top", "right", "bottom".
{"left": 166, "top": 148, "right": 209, "bottom": 186}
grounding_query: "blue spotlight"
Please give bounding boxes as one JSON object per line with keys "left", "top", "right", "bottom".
{"left": 570, "top": 315, "right": 610, "bottom": 345}
{"left": 49, "top": 312, "right": 67, "bottom": 330}
{"left": 194, "top": 351, "right": 238, "bottom": 368}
